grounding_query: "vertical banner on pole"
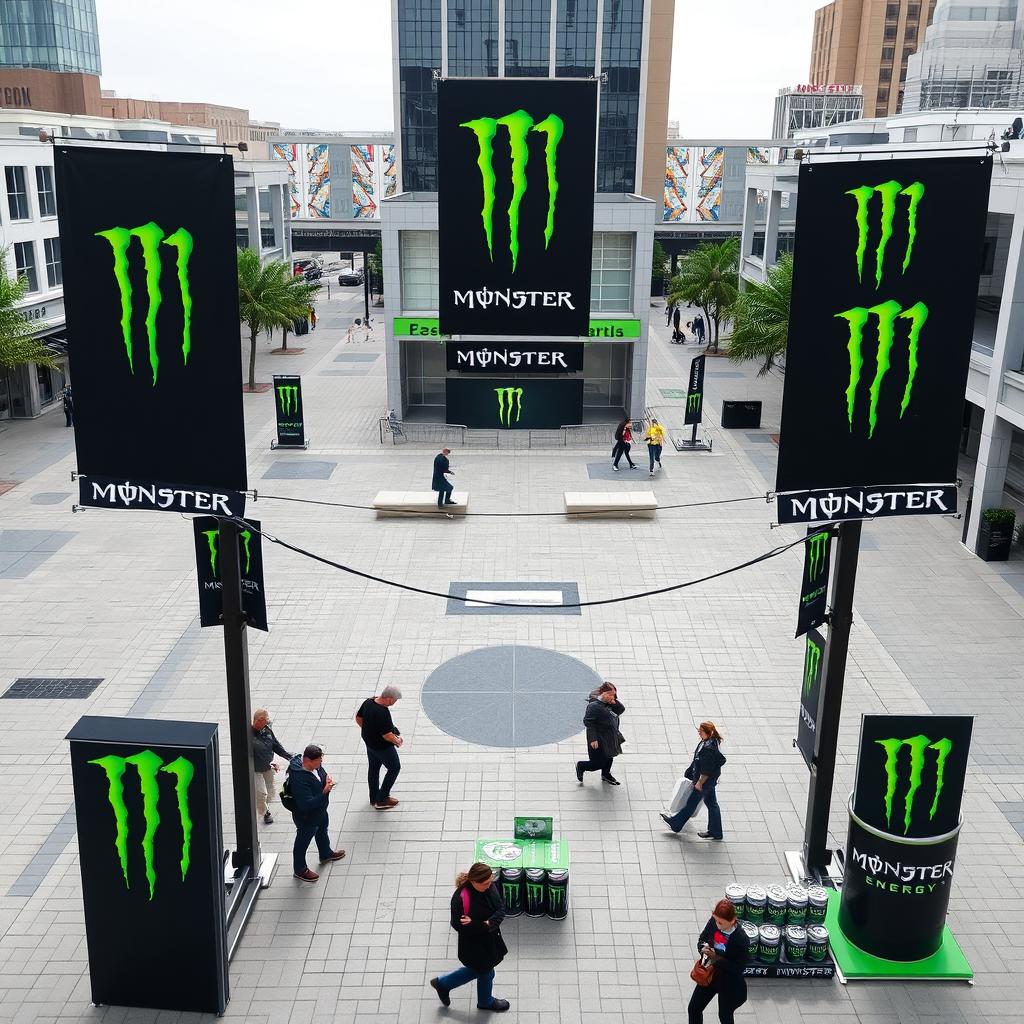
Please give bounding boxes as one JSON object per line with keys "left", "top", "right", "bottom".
{"left": 193, "top": 517, "right": 268, "bottom": 631}
{"left": 55, "top": 147, "right": 248, "bottom": 516}
{"left": 684, "top": 353, "right": 705, "bottom": 425}
{"left": 67, "top": 716, "right": 228, "bottom": 1013}
{"left": 796, "top": 628, "right": 825, "bottom": 768}
{"left": 271, "top": 374, "right": 307, "bottom": 449}
{"left": 796, "top": 528, "right": 832, "bottom": 637}
{"left": 775, "top": 156, "right": 992, "bottom": 524}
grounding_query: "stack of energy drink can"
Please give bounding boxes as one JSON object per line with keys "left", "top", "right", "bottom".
{"left": 722, "top": 882, "right": 830, "bottom": 965}
{"left": 501, "top": 866, "right": 569, "bottom": 921}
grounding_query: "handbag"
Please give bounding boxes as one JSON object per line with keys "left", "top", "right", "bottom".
{"left": 667, "top": 777, "right": 694, "bottom": 814}
{"left": 690, "top": 954, "right": 715, "bottom": 987}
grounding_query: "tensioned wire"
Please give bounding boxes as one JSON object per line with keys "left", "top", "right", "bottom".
{"left": 225, "top": 516, "right": 808, "bottom": 609}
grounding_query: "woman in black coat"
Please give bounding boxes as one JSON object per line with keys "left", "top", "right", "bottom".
{"left": 660, "top": 721, "right": 726, "bottom": 838}
{"left": 689, "top": 898, "right": 749, "bottom": 1023}
{"left": 576, "top": 682, "right": 626, "bottom": 785}
{"left": 429, "top": 862, "right": 510, "bottom": 1013}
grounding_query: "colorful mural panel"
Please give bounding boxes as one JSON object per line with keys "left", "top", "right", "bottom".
{"left": 383, "top": 145, "right": 397, "bottom": 200}
{"left": 696, "top": 146, "right": 723, "bottom": 222}
{"left": 272, "top": 143, "right": 300, "bottom": 217}
{"left": 306, "top": 144, "right": 331, "bottom": 218}
{"left": 662, "top": 146, "right": 690, "bottom": 222}
{"left": 352, "top": 144, "right": 377, "bottom": 219}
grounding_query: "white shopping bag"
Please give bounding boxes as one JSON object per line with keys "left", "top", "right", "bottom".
{"left": 666, "top": 777, "right": 694, "bottom": 815}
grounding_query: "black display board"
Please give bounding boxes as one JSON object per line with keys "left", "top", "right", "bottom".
{"left": 55, "top": 147, "right": 247, "bottom": 516}
{"left": 775, "top": 157, "right": 992, "bottom": 524}
{"left": 796, "top": 527, "right": 832, "bottom": 638}
{"left": 684, "top": 353, "right": 705, "bottom": 425}
{"left": 272, "top": 374, "right": 306, "bottom": 449}
{"left": 438, "top": 78, "right": 597, "bottom": 337}
{"left": 446, "top": 340, "right": 584, "bottom": 373}
{"left": 193, "top": 517, "right": 268, "bottom": 632}
{"left": 446, "top": 378, "right": 584, "bottom": 429}
{"left": 796, "top": 628, "right": 826, "bottom": 768}
{"left": 67, "top": 715, "right": 227, "bottom": 1013}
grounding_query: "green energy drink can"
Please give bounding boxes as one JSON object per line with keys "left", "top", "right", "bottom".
{"left": 524, "top": 868, "right": 546, "bottom": 917}
{"left": 786, "top": 885, "right": 808, "bottom": 925}
{"left": 741, "top": 920, "right": 760, "bottom": 951}
{"left": 807, "top": 886, "right": 829, "bottom": 926}
{"left": 500, "top": 867, "right": 523, "bottom": 917}
{"left": 724, "top": 883, "right": 746, "bottom": 921}
{"left": 784, "top": 925, "right": 808, "bottom": 962}
{"left": 765, "top": 885, "right": 788, "bottom": 927}
{"left": 806, "top": 925, "right": 829, "bottom": 962}
{"left": 758, "top": 924, "right": 781, "bottom": 964}
{"left": 546, "top": 869, "right": 569, "bottom": 920}
{"left": 745, "top": 885, "right": 767, "bottom": 925}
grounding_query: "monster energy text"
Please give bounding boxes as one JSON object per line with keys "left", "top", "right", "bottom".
{"left": 495, "top": 386, "right": 524, "bottom": 427}
{"left": 89, "top": 749, "right": 195, "bottom": 900}
{"left": 89, "top": 480, "right": 238, "bottom": 515}
{"left": 876, "top": 734, "right": 952, "bottom": 835}
{"left": 851, "top": 846, "right": 953, "bottom": 894}
{"left": 95, "top": 221, "right": 195, "bottom": 386}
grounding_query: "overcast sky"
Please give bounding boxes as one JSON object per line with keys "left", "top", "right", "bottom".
{"left": 95, "top": 0, "right": 825, "bottom": 138}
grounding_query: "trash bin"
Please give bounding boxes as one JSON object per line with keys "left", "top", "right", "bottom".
{"left": 524, "top": 868, "right": 546, "bottom": 917}
{"left": 500, "top": 867, "right": 524, "bottom": 917}
{"left": 546, "top": 868, "right": 569, "bottom": 920}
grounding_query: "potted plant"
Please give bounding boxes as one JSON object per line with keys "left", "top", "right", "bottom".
{"left": 977, "top": 507, "right": 1016, "bottom": 561}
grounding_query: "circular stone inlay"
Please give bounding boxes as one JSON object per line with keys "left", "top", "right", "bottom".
{"left": 421, "top": 644, "right": 601, "bottom": 748}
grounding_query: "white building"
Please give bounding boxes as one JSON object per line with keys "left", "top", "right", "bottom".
{"left": 772, "top": 84, "right": 864, "bottom": 140}
{"left": 741, "top": 107, "right": 1024, "bottom": 555}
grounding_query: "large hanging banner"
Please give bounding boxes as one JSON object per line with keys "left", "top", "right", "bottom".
{"left": 446, "top": 341, "right": 585, "bottom": 373}
{"left": 796, "top": 628, "right": 825, "bottom": 768}
{"left": 446, "top": 378, "right": 584, "bottom": 429}
{"left": 193, "top": 517, "right": 268, "bottom": 632}
{"left": 796, "top": 527, "right": 832, "bottom": 638}
{"left": 775, "top": 156, "right": 992, "bottom": 525}
{"left": 838, "top": 714, "right": 974, "bottom": 962}
{"left": 438, "top": 78, "right": 597, "bottom": 337}
{"left": 55, "top": 147, "right": 247, "bottom": 516}
{"left": 272, "top": 374, "right": 307, "bottom": 449}
{"left": 684, "top": 353, "right": 705, "bottom": 425}
{"left": 67, "top": 715, "right": 228, "bottom": 1013}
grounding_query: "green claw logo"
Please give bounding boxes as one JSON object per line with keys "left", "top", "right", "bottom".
{"left": 495, "top": 386, "right": 523, "bottom": 427}
{"left": 202, "top": 528, "right": 252, "bottom": 577}
{"left": 803, "top": 634, "right": 823, "bottom": 695}
{"left": 89, "top": 749, "right": 195, "bottom": 900}
{"left": 875, "top": 735, "right": 952, "bottom": 835}
{"left": 525, "top": 880, "right": 545, "bottom": 907}
{"left": 547, "top": 886, "right": 566, "bottom": 916}
{"left": 276, "top": 385, "right": 299, "bottom": 416}
{"left": 687, "top": 393, "right": 702, "bottom": 413}
{"left": 461, "top": 110, "right": 564, "bottom": 271}
{"left": 95, "top": 222, "right": 194, "bottom": 386}
{"left": 845, "top": 180, "right": 924, "bottom": 289}
{"left": 502, "top": 882, "right": 520, "bottom": 906}
{"left": 806, "top": 531, "right": 829, "bottom": 581}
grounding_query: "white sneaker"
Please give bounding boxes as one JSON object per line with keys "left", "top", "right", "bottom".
{"left": 612, "top": 465, "right": 620, "bottom": 471}
{"left": 649, "top": 471, "right": 655, "bottom": 477}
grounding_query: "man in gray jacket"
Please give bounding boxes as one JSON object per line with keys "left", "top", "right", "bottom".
{"left": 251, "top": 708, "right": 293, "bottom": 825}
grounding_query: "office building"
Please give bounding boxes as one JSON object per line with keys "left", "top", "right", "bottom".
{"left": 810, "top": 1, "right": 937, "bottom": 116}
{"left": 772, "top": 83, "right": 864, "bottom": 139}
{"left": 903, "top": 1, "right": 1024, "bottom": 111}
{"left": 0, "top": 0, "right": 101, "bottom": 74}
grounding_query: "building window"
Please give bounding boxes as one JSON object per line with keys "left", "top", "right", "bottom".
{"left": 448, "top": 0, "right": 498, "bottom": 76}
{"left": 43, "top": 237, "right": 61, "bottom": 288}
{"left": 399, "top": 0, "right": 442, "bottom": 192}
{"left": 591, "top": 232, "right": 633, "bottom": 312}
{"left": 403, "top": 338, "right": 446, "bottom": 406}
{"left": 884, "top": 25, "right": 897, "bottom": 39}
{"left": 556, "top": 0, "right": 598, "bottom": 77}
{"left": 35, "top": 165, "right": 56, "bottom": 217}
{"left": 400, "top": 229, "right": 439, "bottom": 310}
{"left": 879, "top": 68, "right": 892, "bottom": 82}
{"left": 599, "top": 0, "right": 644, "bottom": 193}
{"left": 13, "top": 240, "right": 38, "bottom": 293}
{"left": 882, "top": 46, "right": 895, "bottom": 60}
{"left": 885, "top": 2, "right": 900, "bottom": 18}
{"left": 506, "top": 0, "right": 550, "bottom": 77}
{"left": 5, "top": 166, "right": 29, "bottom": 220}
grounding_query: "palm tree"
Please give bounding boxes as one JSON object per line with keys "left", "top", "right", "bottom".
{"left": 237, "top": 248, "right": 318, "bottom": 390}
{"left": 668, "top": 238, "right": 739, "bottom": 352}
{"left": 727, "top": 253, "right": 793, "bottom": 377}
{"left": 0, "top": 249, "right": 58, "bottom": 372}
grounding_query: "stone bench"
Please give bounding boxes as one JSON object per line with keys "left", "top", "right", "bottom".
{"left": 372, "top": 491, "right": 469, "bottom": 517}
{"left": 564, "top": 491, "right": 658, "bottom": 519}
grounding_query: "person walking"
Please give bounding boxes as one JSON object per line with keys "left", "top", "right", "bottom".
{"left": 251, "top": 708, "right": 293, "bottom": 825}
{"left": 429, "top": 863, "right": 511, "bottom": 1013}
{"left": 62, "top": 385, "right": 74, "bottom": 427}
{"left": 693, "top": 315, "right": 706, "bottom": 345}
{"left": 575, "top": 682, "right": 626, "bottom": 785}
{"left": 310, "top": 307, "right": 317, "bottom": 330}
{"left": 673, "top": 306, "right": 682, "bottom": 341}
{"left": 433, "top": 447, "right": 457, "bottom": 516}
{"left": 688, "top": 898, "right": 749, "bottom": 1024}
{"left": 285, "top": 744, "right": 346, "bottom": 882}
{"left": 356, "top": 685, "right": 403, "bottom": 809}
{"left": 660, "top": 722, "right": 726, "bottom": 839}
{"left": 666, "top": 301, "right": 675, "bottom": 326}
{"left": 644, "top": 418, "right": 666, "bottom": 476}
{"left": 612, "top": 419, "right": 637, "bottom": 470}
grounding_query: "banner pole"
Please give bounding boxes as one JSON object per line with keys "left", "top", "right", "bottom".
{"left": 690, "top": 421, "right": 698, "bottom": 445}
{"left": 802, "top": 518, "right": 862, "bottom": 877}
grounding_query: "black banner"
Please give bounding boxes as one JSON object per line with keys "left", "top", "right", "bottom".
{"left": 684, "top": 353, "right": 705, "bottom": 425}
{"left": 438, "top": 78, "right": 597, "bottom": 337}
{"left": 446, "top": 341, "right": 584, "bottom": 373}
{"left": 796, "top": 628, "right": 825, "bottom": 768}
{"left": 446, "top": 378, "right": 584, "bottom": 429}
{"left": 796, "top": 527, "right": 832, "bottom": 637}
{"left": 55, "top": 147, "right": 247, "bottom": 516}
{"left": 67, "top": 716, "right": 228, "bottom": 1013}
{"left": 272, "top": 374, "right": 306, "bottom": 448}
{"left": 775, "top": 156, "right": 992, "bottom": 524}
{"left": 193, "top": 517, "right": 268, "bottom": 632}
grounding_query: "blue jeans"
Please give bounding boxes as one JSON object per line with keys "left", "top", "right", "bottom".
{"left": 366, "top": 744, "right": 401, "bottom": 804}
{"left": 437, "top": 966, "right": 495, "bottom": 1007}
{"left": 665, "top": 779, "right": 722, "bottom": 837}
{"left": 435, "top": 480, "right": 454, "bottom": 507}
{"left": 293, "top": 812, "right": 333, "bottom": 874}
{"left": 648, "top": 444, "right": 663, "bottom": 471}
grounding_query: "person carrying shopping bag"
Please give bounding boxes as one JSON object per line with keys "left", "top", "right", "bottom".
{"left": 576, "top": 682, "right": 626, "bottom": 785}
{"left": 659, "top": 721, "right": 726, "bottom": 839}
{"left": 644, "top": 418, "right": 666, "bottom": 476}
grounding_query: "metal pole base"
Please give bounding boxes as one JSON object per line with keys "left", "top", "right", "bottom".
{"left": 785, "top": 848, "right": 844, "bottom": 887}
{"left": 674, "top": 438, "right": 713, "bottom": 452}
{"left": 270, "top": 439, "right": 310, "bottom": 450}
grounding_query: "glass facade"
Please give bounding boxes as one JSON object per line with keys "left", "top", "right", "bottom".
{"left": 599, "top": 0, "right": 643, "bottom": 193}
{"left": 35, "top": 164, "right": 55, "bottom": 216}
{"left": 505, "top": 0, "right": 549, "bottom": 77}
{"left": 13, "top": 239, "right": 38, "bottom": 293}
{"left": 43, "top": 235, "right": 60, "bottom": 287}
{"left": 556, "top": 0, "right": 597, "bottom": 77}
{"left": 590, "top": 231, "right": 633, "bottom": 311}
{"left": 400, "top": 229, "right": 439, "bottom": 310}
{"left": 399, "top": 0, "right": 441, "bottom": 192}
{"left": 0, "top": 0, "right": 101, "bottom": 74}
{"left": 5, "top": 165, "right": 27, "bottom": 219}
{"left": 448, "top": 0, "right": 498, "bottom": 76}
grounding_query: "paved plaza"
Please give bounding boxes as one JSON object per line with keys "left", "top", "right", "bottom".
{"left": 0, "top": 290, "right": 1022, "bottom": 1024}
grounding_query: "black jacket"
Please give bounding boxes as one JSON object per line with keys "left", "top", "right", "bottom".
{"left": 614, "top": 421, "right": 627, "bottom": 442}
{"left": 696, "top": 918, "right": 748, "bottom": 1001}
{"left": 584, "top": 696, "right": 626, "bottom": 758}
{"left": 432, "top": 453, "right": 451, "bottom": 490}
{"left": 685, "top": 738, "right": 725, "bottom": 783}
{"left": 285, "top": 754, "right": 330, "bottom": 825}
{"left": 449, "top": 883, "right": 508, "bottom": 973}
{"left": 252, "top": 725, "right": 291, "bottom": 772}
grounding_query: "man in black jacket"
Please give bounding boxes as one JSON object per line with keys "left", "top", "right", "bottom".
{"left": 287, "top": 744, "right": 346, "bottom": 882}
{"left": 251, "top": 708, "right": 292, "bottom": 825}
{"left": 432, "top": 447, "right": 456, "bottom": 513}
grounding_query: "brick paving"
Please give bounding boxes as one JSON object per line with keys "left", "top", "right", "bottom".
{"left": 0, "top": 290, "right": 1021, "bottom": 1023}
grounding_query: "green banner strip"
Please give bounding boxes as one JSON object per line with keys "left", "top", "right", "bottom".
{"left": 393, "top": 318, "right": 640, "bottom": 340}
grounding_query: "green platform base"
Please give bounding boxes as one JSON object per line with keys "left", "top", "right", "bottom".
{"left": 825, "top": 890, "right": 973, "bottom": 983}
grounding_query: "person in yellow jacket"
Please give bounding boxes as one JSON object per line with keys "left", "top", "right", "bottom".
{"left": 644, "top": 419, "right": 666, "bottom": 476}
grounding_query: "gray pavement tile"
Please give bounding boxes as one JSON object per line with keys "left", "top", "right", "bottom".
{"left": 29, "top": 493, "right": 73, "bottom": 506}
{"left": 262, "top": 461, "right": 337, "bottom": 480}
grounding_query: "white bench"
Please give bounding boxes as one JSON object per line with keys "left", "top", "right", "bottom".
{"left": 564, "top": 491, "right": 658, "bottom": 519}
{"left": 372, "top": 491, "right": 469, "bottom": 517}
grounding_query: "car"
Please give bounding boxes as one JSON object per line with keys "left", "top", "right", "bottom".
{"left": 338, "top": 269, "right": 364, "bottom": 286}
{"left": 303, "top": 266, "right": 323, "bottom": 282}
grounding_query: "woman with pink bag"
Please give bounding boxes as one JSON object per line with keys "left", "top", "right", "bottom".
{"left": 429, "top": 862, "right": 511, "bottom": 1013}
